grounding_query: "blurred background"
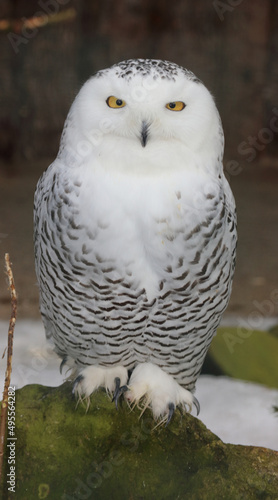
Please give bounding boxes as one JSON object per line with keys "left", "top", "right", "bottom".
{"left": 0, "top": 0, "right": 277, "bottom": 322}
{"left": 0, "top": 1, "right": 278, "bottom": 452}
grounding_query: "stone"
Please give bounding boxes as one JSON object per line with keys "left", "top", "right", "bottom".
{"left": 1, "top": 383, "right": 278, "bottom": 499}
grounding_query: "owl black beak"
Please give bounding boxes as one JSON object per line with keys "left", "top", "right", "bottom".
{"left": 141, "top": 121, "right": 149, "bottom": 147}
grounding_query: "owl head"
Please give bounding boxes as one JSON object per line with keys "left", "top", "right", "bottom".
{"left": 58, "top": 59, "right": 224, "bottom": 176}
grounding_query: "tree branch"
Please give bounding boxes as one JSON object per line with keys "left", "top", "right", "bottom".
{"left": 0, "top": 254, "right": 17, "bottom": 485}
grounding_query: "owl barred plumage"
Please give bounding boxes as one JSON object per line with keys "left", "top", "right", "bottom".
{"left": 34, "top": 59, "right": 237, "bottom": 423}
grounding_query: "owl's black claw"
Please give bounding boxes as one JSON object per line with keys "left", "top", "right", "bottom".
{"left": 113, "top": 377, "right": 128, "bottom": 409}
{"left": 166, "top": 402, "right": 175, "bottom": 426}
{"left": 72, "top": 374, "right": 84, "bottom": 396}
{"left": 60, "top": 356, "right": 67, "bottom": 374}
{"left": 193, "top": 396, "right": 200, "bottom": 416}
{"left": 112, "top": 377, "right": 121, "bottom": 406}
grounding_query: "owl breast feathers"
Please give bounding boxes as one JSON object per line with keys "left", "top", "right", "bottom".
{"left": 34, "top": 59, "right": 237, "bottom": 425}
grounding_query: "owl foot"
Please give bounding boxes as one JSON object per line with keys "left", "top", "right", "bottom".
{"left": 125, "top": 362, "right": 200, "bottom": 425}
{"left": 72, "top": 365, "right": 128, "bottom": 402}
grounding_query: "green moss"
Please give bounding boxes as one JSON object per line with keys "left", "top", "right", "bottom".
{"left": 207, "top": 327, "right": 278, "bottom": 388}
{"left": 1, "top": 383, "right": 278, "bottom": 499}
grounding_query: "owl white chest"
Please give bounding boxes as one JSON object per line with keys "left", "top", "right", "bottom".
{"left": 59, "top": 164, "right": 220, "bottom": 301}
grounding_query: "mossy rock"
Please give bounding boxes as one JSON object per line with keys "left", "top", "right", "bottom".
{"left": 1, "top": 383, "right": 278, "bottom": 499}
{"left": 204, "top": 327, "right": 278, "bottom": 388}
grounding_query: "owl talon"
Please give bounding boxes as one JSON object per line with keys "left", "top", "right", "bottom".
{"left": 193, "top": 396, "right": 200, "bottom": 416}
{"left": 60, "top": 356, "right": 68, "bottom": 374}
{"left": 113, "top": 377, "right": 128, "bottom": 409}
{"left": 166, "top": 403, "right": 175, "bottom": 426}
{"left": 72, "top": 374, "right": 84, "bottom": 396}
{"left": 113, "top": 376, "right": 121, "bottom": 395}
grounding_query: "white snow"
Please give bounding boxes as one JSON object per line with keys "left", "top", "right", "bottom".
{"left": 0, "top": 320, "right": 277, "bottom": 451}
{"left": 195, "top": 376, "right": 278, "bottom": 450}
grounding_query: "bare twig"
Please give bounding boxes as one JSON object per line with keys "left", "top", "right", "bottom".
{"left": 0, "top": 254, "right": 17, "bottom": 485}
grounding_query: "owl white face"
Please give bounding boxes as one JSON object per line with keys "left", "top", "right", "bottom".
{"left": 61, "top": 60, "right": 223, "bottom": 174}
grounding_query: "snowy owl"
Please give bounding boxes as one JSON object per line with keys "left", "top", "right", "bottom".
{"left": 34, "top": 59, "right": 237, "bottom": 425}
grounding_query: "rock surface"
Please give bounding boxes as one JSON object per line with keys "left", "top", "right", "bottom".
{"left": 1, "top": 383, "right": 278, "bottom": 499}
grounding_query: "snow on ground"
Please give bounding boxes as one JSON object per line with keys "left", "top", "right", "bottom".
{"left": 0, "top": 320, "right": 277, "bottom": 451}
{"left": 195, "top": 376, "right": 278, "bottom": 451}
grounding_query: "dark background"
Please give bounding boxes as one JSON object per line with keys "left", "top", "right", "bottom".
{"left": 0, "top": 0, "right": 277, "bottom": 321}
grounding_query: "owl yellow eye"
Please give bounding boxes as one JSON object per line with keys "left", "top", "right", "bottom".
{"left": 166, "top": 101, "right": 185, "bottom": 111}
{"left": 106, "top": 96, "right": 126, "bottom": 108}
